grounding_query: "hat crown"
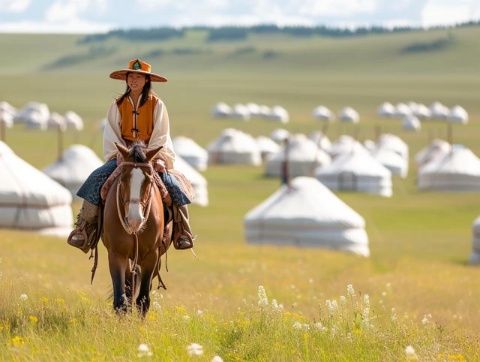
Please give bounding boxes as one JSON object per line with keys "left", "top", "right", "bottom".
{"left": 128, "top": 59, "right": 151, "bottom": 73}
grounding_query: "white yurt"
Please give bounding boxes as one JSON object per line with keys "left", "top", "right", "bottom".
{"left": 265, "top": 134, "right": 331, "bottom": 177}
{"left": 402, "top": 114, "right": 421, "bottom": 131}
{"left": 430, "top": 102, "right": 450, "bottom": 120}
{"left": 413, "top": 103, "right": 432, "bottom": 119}
{"left": 376, "top": 133, "right": 409, "bottom": 161}
{"left": 47, "top": 112, "right": 66, "bottom": 130}
{"left": 415, "top": 139, "right": 451, "bottom": 168}
{"left": 316, "top": 143, "right": 393, "bottom": 197}
{"left": 0, "top": 141, "right": 73, "bottom": 236}
{"left": 418, "top": 145, "right": 480, "bottom": 191}
{"left": 212, "top": 102, "right": 232, "bottom": 118}
{"left": 313, "top": 106, "right": 335, "bottom": 121}
{"left": 0, "top": 101, "right": 17, "bottom": 116}
{"left": 395, "top": 103, "right": 411, "bottom": 118}
{"left": 64, "top": 111, "right": 84, "bottom": 131}
{"left": 207, "top": 128, "right": 261, "bottom": 165}
{"left": 258, "top": 105, "right": 271, "bottom": 118}
{"left": 377, "top": 102, "right": 395, "bottom": 118}
{"left": 363, "top": 139, "right": 376, "bottom": 152}
{"left": 470, "top": 216, "right": 480, "bottom": 264}
{"left": 268, "top": 106, "right": 289, "bottom": 123}
{"left": 232, "top": 104, "right": 251, "bottom": 121}
{"left": 371, "top": 147, "right": 408, "bottom": 178}
{"left": 244, "top": 177, "right": 370, "bottom": 256}
{"left": 448, "top": 105, "right": 468, "bottom": 124}
{"left": 256, "top": 136, "right": 281, "bottom": 161}
{"left": 308, "top": 131, "right": 332, "bottom": 153}
{"left": 329, "top": 135, "right": 356, "bottom": 159}
{"left": 0, "top": 108, "right": 14, "bottom": 128}
{"left": 14, "top": 102, "right": 50, "bottom": 129}
{"left": 43, "top": 144, "right": 103, "bottom": 196}
{"left": 270, "top": 128, "right": 290, "bottom": 144}
{"left": 174, "top": 156, "right": 208, "bottom": 207}
{"left": 173, "top": 136, "right": 208, "bottom": 171}
{"left": 246, "top": 103, "right": 261, "bottom": 117}
{"left": 338, "top": 107, "right": 359, "bottom": 123}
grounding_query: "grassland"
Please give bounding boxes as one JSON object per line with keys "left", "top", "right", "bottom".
{"left": 1, "top": 27, "right": 480, "bottom": 360}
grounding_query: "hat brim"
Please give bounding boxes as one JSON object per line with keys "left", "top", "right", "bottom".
{"left": 109, "top": 69, "right": 167, "bottom": 82}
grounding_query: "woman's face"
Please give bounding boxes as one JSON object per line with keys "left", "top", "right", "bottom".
{"left": 127, "top": 72, "right": 147, "bottom": 93}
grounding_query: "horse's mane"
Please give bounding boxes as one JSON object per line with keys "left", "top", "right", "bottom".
{"left": 129, "top": 141, "right": 147, "bottom": 163}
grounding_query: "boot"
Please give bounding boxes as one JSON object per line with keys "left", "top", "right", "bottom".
{"left": 172, "top": 204, "right": 195, "bottom": 250}
{"left": 67, "top": 200, "right": 99, "bottom": 253}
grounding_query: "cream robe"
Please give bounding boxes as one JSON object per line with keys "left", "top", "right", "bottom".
{"left": 103, "top": 96, "right": 176, "bottom": 169}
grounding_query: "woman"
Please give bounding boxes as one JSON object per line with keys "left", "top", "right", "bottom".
{"left": 68, "top": 59, "right": 194, "bottom": 252}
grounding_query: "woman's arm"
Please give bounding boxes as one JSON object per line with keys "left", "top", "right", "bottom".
{"left": 147, "top": 99, "right": 176, "bottom": 169}
{"left": 103, "top": 101, "right": 126, "bottom": 161}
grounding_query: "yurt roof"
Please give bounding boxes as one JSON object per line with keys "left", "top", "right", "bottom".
{"left": 317, "top": 143, "right": 391, "bottom": 177}
{"left": 420, "top": 145, "right": 480, "bottom": 176}
{"left": 173, "top": 136, "right": 208, "bottom": 158}
{"left": 268, "top": 134, "right": 331, "bottom": 162}
{"left": 43, "top": 145, "right": 103, "bottom": 187}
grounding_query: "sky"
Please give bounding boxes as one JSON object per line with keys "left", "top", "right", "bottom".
{"left": 0, "top": 0, "right": 479, "bottom": 33}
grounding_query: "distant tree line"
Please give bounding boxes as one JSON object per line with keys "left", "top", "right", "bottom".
{"left": 79, "top": 21, "right": 480, "bottom": 43}
{"left": 80, "top": 27, "right": 185, "bottom": 43}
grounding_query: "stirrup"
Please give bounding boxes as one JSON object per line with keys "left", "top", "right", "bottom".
{"left": 67, "top": 228, "right": 90, "bottom": 253}
{"left": 173, "top": 234, "right": 194, "bottom": 250}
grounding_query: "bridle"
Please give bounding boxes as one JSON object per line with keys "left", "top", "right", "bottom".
{"left": 116, "top": 161, "right": 155, "bottom": 235}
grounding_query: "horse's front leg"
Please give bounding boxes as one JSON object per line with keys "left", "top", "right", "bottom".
{"left": 108, "top": 252, "right": 129, "bottom": 313}
{"left": 136, "top": 250, "right": 159, "bottom": 317}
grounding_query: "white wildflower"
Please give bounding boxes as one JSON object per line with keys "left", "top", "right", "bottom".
{"left": 196, "top": 309, "right": 204, "bottom": 316}
{"left": 152, "top": 301, "right": 161, "bottom": 311}
{"left": 137, "top": 343, "right": 153, "bottom": 357}
{"left": 405, "top": 345, "right": 418, "bottom": 360}
{"left": 421, "top": 313, "right": 432, "bottom": 325}
{"left": 326, "top": 299, "right": 338, "bottom": 315}
{"left": 292, "top": 321, "right": 303, "bottom": 330}
{"left": 308, "top": 278, "right": 314, "bottom": 284}
{"left": 391, "top": 308, "right": 397, "bottom": 322}
{"left": 183, "top": 315, "right": 191, "bottom": 321}
{"left": 187, "top": 343, "right": 204, "bottom": 356}
{"left": 211, "top": 356, "right": 223, "bottom": 362}
{"left": 347, "top": 284, "right": 355, "bottom": 297}
{"left": 314, "top": 322, "right": 327, "bottom": 332}
{"left": 363, "top": 294, "right": 370, "bottom": 306}
{"left": 339, "top": 295, "right": 346, "bottom": 305}
{"left": 271, "top": 299, "right": 284, "bottom": 312}
{"left": 19, "top": 293, "right": 28, "bottom": 301}
{"left": 257, "top": 285, "right": 268, "bottom": 307}
{"left": 381, "top": 291, "right": 387, "bottom": 297}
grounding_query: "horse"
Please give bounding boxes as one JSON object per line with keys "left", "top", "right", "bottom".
{"left": 102, "top": 141, "right": 171, "bottom": 316}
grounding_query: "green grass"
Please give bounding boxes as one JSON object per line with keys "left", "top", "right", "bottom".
{"left": 1, "top": 27, "right": 480, "bottom": 360}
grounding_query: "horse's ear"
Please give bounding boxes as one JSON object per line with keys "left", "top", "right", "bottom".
{"left": 145, "top": 146, "right": 163, "bottom": 162}
{"left": 115, "top": 142, "right": 129, "bottom": 159}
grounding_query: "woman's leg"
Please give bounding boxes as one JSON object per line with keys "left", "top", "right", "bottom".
{"left": 68, "top": 159, "right": 117, "bottom": 252}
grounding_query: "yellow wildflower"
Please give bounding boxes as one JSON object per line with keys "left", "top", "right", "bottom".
{"left": 10, "top": 336, "right": 24, "bottom": 347}
{"left": 29, "top": 315, "right": 38, "bottom": 324}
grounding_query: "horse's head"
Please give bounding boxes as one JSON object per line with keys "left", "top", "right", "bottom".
{"left": 115, "top": 142, "right": 162, "bottom": 234}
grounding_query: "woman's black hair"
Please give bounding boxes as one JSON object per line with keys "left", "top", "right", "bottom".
{"left": 116, "top": 73, "right": 152, "bottom": 107}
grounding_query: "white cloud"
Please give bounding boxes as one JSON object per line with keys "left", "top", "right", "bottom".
{"left": 298, "top": 0, "right": 377, "bottom": 17}
{"left": 0, "top": 20, "right": 111, "bottom": 33}
{"left": 422, "top": 0, "right": 480, "bottom": 27}
{"left": 0, "top": 0, "right": 31, "bottom": 13}
{"left": 45, "top": 0, "right": 107, "bottom": 23}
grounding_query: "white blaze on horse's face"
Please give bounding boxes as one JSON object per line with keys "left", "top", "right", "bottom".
{"left": 127, "top": 168, "right": 146, "bottom": 232}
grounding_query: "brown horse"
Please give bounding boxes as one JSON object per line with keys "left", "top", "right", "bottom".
{"left": 102, "top": 142, "right": 171, "bottom": 315}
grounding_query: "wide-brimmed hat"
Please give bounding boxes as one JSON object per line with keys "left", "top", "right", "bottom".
{"left": 109, "top": 59, "right": 167, "bottom": 82}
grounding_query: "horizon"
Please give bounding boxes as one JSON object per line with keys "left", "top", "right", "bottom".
{"left": 0, "top": 0, "right": 479, "bottom": 34}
